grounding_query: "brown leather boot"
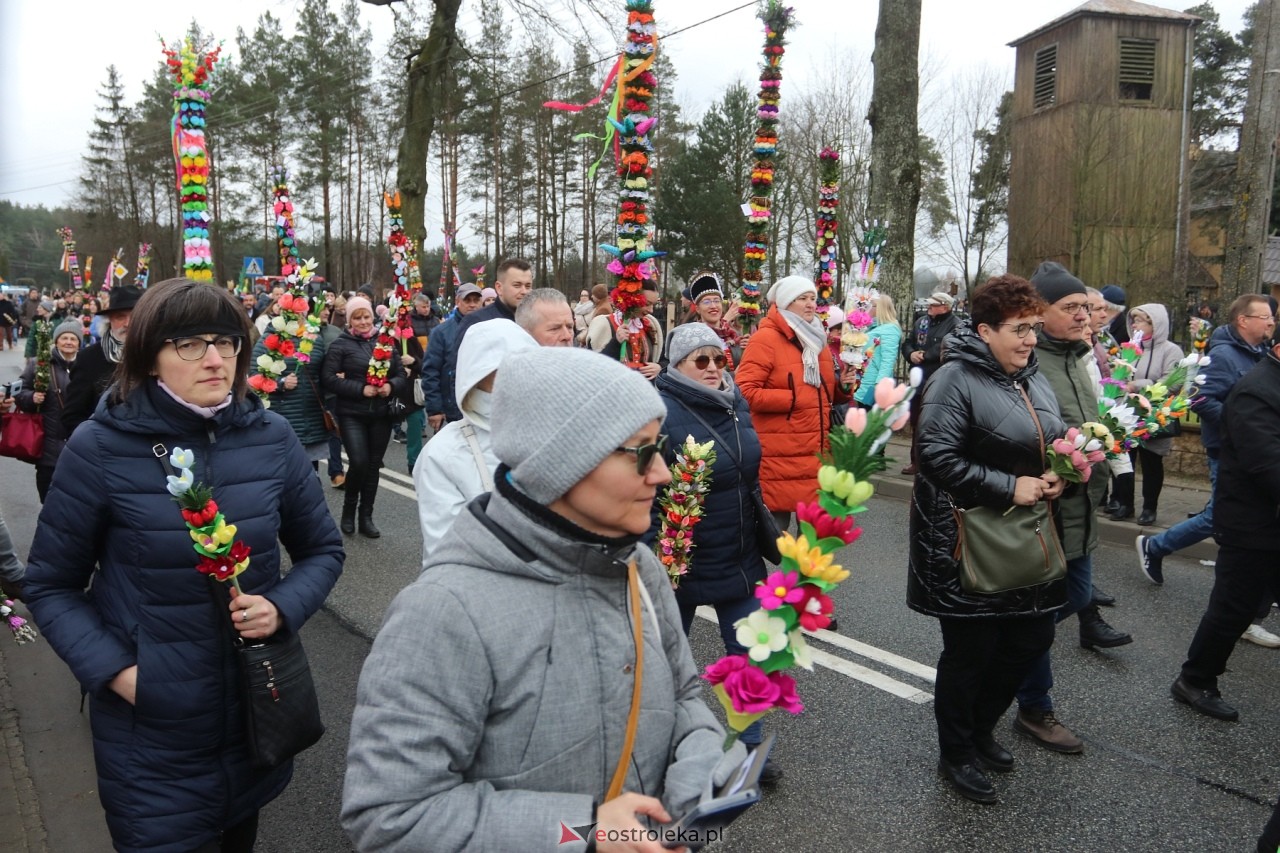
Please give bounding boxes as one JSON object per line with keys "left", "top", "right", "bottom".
{"left": 1013, "top": 709, "right": 1084, "bottom": 754}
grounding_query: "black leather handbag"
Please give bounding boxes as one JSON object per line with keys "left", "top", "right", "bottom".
{"left": 155, "top": 443, "right": 325, "bottom": 770}
{"left": 235, "top": 630, "right": 326, "bottom": 770}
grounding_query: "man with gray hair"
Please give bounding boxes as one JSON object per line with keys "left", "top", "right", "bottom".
{"left": 514, "top": 288, "right": 575, "bottom": 347}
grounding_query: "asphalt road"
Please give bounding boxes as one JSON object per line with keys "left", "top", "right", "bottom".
{"left": 1, "top": 434, "right": 1276, "bottom": 852}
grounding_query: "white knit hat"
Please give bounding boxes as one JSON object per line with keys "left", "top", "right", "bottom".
{"left": 491, "top": 348, "right": 667, "bottom": 503}
{"left": 767, "top": 275, "right": 817, "bottom": 312}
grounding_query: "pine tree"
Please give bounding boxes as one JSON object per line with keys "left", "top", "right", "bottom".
{"left": 653, "top": 83, "right": 756, "bottom": 283}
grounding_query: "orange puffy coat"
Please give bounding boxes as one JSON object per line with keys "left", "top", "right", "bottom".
{"left": 735, "top": 305, "right": 836, "bottom": 511}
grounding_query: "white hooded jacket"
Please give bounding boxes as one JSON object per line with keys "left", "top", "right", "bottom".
{"left": 413, "top": 320, "right": 537, "bottom": 567}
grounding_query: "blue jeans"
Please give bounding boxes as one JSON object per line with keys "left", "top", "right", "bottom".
{"left": 1016, "top": 554, "right": 1094, "bottom": 713}
{"left": 678, "top": 594, "right": 764, "bottom": 746}
{"left": 1147, "top": 456, "right": 1218, "bottom": 560}
{"left": 0, "top": 510, "right": 24, "bottom": 584}
{"left": 328, "top": 434, "right": 344, "bottom": 476}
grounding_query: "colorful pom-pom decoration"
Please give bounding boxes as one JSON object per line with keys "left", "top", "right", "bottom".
{"left": 162, "top": 36, "right": 221, "bottom": 282}
{"left": 814, "top": 147, "right": 840, "bottom": 322}
{"left": 738, "top": 0, "right": 793, "bottom": 334}
{"left": 56, "top": 227, "right": 84, "bottom": 291}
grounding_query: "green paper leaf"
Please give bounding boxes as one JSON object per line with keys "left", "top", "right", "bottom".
{"left": 758, "top": 649, "right": 795, "bottom": 674}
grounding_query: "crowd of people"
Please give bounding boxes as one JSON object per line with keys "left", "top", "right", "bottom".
{"left": 0, "top": 260, "right": 1278, "bottom": 851}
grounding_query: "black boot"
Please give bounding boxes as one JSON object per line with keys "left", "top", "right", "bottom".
{"left": 340, "top": 494, "right": 357, "bottom": 536}
{"left": 1079, "top": 604, "right": 1133, "bottom": 649}
{"left": 358, "top": 514, "right": 381, "bottom": 538}
{"left": 1090, "top": 585, "right": 1116, "bottom": 607}
{"left": 358, "top": 474, "right": 381, "bottom": 538}
{"left": 1106, "top": 504, "right": 1134, "bottom": 521}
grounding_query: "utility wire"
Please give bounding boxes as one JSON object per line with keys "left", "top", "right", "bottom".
{"left": 0, "top": 0, "right": 756, "bottom": 197}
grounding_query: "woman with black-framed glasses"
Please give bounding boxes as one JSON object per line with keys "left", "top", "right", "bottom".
{"left": 23, "top": 278, "right": 343, "bottom": 852}
{"left": 908, "top": 274, "right": 1068, "bottom": 804}
{"left": 649, "top": 322, "right": 779, "bottom": 781}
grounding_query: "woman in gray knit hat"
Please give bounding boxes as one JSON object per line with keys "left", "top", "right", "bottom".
{"left": 14, "top": 319, "right": 84, "bottom": 502}
{"left": 344, "top": 346, "right": 741, "bottom": 852}
{"left": 651, "top": 323, "right": 781, "bottom": 783}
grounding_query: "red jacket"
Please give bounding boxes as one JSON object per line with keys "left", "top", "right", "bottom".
{"left": 735, "top": 305, "right": 836, "bottom": 511}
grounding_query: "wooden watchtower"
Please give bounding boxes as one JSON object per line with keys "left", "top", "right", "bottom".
{"left": 1007, "top": 0, "right": 1200, "bottom": 299}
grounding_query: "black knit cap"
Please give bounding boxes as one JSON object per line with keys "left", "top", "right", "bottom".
{"left": 1030, "top": 261, "right": 1086, "bottom": 306}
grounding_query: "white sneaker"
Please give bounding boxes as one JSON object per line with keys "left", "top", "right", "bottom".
{"left": 1240, "top": 624, "right": 1280, "bottom": 648}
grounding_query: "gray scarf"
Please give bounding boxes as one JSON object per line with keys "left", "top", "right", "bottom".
{"left": 102, "top": 329, "right": 125, "bottom": 364}
{"left": 781, "top": 309, "right": 826, "bottom": 388}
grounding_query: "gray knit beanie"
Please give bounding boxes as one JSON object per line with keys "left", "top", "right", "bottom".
{"left": 52, "top": 320, "right": 85, "bottom": 347}
{"left": 666, "top": 323, "right": 726, "bottom": 368}
{"left": 492, "top": 347, "right": 667, "bottom": 503}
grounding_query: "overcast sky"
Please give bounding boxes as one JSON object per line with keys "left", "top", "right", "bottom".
{"left": 0, "top": 0, "right": 1253, "bottom": 239}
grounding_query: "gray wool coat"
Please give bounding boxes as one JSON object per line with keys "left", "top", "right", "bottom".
{"left": 342, "top": 478, "right": 736, "bottom": 852}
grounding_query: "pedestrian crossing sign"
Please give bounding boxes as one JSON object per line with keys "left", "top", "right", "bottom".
{"left": 242, "top": 257, "right": 265, "bottom": 277}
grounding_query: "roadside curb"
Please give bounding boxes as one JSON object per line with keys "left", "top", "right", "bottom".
{"left": 0, "top": 654, "right": 48, "bottom": 852}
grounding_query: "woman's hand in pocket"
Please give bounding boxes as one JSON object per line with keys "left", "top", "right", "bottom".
{"left": 111, "top": 665, "right": 138, "bottom": 705}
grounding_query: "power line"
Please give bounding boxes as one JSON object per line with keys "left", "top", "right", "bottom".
{"left": 0, "top": 0, "right": 756, "bottom": 198}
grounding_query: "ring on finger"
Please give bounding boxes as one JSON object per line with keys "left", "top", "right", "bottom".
{"left": 241, "top": 609, "right": 250, "bottom": 623}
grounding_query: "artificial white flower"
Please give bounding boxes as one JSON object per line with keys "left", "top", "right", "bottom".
{"left": 789, "top": 629, "right": 814, "bottom": 671}
{"left": 736, "top": 610, "right": 789, "bottom": 663}
{"left": 165, "top": 469, "right": 193, "bottom": 497}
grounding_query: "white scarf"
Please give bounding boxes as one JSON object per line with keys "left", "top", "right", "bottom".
{"left": 781, "top": 309, "right": 826, "bottom": 388}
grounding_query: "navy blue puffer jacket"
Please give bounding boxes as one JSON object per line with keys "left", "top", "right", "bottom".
{"left": 23, "top": 381, "right": 344, "bottom": 853}
{"left": 652, "top": 371, "right": 768, "bottom": 605}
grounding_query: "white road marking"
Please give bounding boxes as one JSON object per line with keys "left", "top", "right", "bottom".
{"left": 694, "top": 606, "right": 934, "bottom": 703}
{"left": 340, "top": 450, "right": 936, "bottom": 703}
{"left": 328, "top": 455, "right": 416, "bottom": 490}
{"left": 803, "top": 630, "right": 938, "bottom": 684}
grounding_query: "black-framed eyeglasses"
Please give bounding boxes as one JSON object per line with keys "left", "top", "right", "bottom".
{"left": 615, "top": 434, "right": 669, "bottom": 475}
{"left": 1057, "top": 302, "right": 1089, "bottom": 316}
{"left": 690, "top": 353, "right": 728, "bottom": 370}
{"left": 167, "top": 335, "right": 243, "bottom": 361}
{"left": 999, "top": 321, "right": 1044, "bottom": 339}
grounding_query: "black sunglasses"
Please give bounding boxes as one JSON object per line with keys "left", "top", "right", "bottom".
{"left": 615, "top": 434, "right": 669, "bottom": 475}
{"left": 690, "top": 353, "right": 728, "bottom": 370}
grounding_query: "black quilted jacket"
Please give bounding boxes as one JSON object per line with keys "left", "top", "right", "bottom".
{"left": 906, "top": 323, "right": 1069, "bottom": 618}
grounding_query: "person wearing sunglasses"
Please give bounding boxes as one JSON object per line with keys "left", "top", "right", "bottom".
{"left": 345, "top": 346, "right": 740, "bottom": 851}
{"left": 650, "top": 323, "right": 780, "bottom": 783}
{"left": 24, "top": 278, "right": 344, "bottom": 853}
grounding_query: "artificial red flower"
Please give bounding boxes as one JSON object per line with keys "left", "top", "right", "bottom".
{"left": 769, "top": 671, "right": 804, "bottom": 714}
{"left": 794, "top": 586, "right": 834, "bottom": 632}
{"left": 795, "top": 501, "right": 862, "bottom": 545}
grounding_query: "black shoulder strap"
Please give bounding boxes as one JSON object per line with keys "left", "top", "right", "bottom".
{"left": 668, "top": 395, "right": 741, "bottom": 469}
